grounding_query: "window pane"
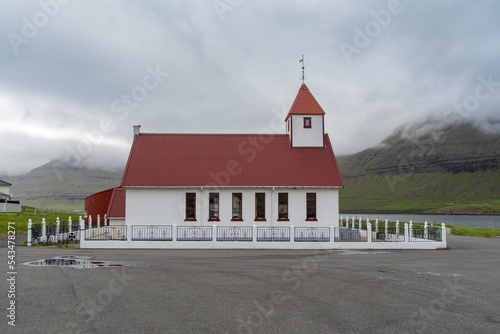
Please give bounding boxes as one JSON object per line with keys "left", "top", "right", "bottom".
{"left": 209, "top": 193, "right": 219, "bottom": 219}
{"left": 278, "top": 193, "right": 288, "bottom": 219}
{"left": 304, "top": 117, "right": 311, "bottom": 128}
{"left": 306, "top": 193, "right": 316, "bottom": 219}
{"left": 255, "top": 193, "right": 265, "bottom": 219}
{"left": 186, "top": 193, "right": 196, "bottom": 219}
{"left": 232, "top": 193, "right": 242, "bottom": 219}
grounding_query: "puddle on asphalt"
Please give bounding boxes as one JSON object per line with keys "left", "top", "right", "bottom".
{"left": 22, "top": 255, "right": 147, "bottom": 269}
{"left": 339, "top": 251, "right": 390, "bottom": 255}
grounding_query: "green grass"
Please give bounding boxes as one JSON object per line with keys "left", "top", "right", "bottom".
{"left": 450, "top": 226, "right": 500, "bottom": 238}
{"left": 0, "top": 206, "right": 78, "bottom": 235}
{"left": 339, "top": 170, "right": 500, "bottom": 215}
{"left": 340, "top": 198, "right": 500, "bottom": 215}
{"left": 340, "top": 199, "right": 453, "bottom": 214}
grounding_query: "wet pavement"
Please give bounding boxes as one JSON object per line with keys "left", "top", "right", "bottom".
{"left": 0, "top": 233, "right": 499, "bottom": 333}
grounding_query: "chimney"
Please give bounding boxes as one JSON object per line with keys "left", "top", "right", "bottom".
{"left": 133, "top": 125, "right": 141, "bottom": 136}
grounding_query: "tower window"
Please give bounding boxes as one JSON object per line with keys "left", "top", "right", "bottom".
{"left": 304, "top": 117, "right": 312, "bottom": 128}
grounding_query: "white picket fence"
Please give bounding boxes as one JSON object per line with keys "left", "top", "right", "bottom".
{"left": 27, "top": 216, "right": 447, "bottom": 249}
{"left": 78, "top": 218, "right": 447, "bottom": 250}
{"left": 27, "top": 216, "right": 83, "bottom": 245}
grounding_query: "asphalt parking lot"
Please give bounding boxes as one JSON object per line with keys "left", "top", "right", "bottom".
{"left": 1, "top": 233, "right": 499, "bottom": 333}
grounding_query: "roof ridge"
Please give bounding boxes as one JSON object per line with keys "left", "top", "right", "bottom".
{"left": 285, "top": 84, "right": 326, "bottom": 120}
{"left": 137, "top": 133, "right": 289, "bottom": 137}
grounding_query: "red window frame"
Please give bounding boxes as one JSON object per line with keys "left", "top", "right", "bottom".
{"left": 255, "top": 193, "right": 266, "bottom": 221}
{"left": 306, "top": 193, "right": 317, "bottom": 221}
{"left": 232, "top": 193, "right": 243, "bottom": 221}
{"left": 185, "top": 192, "right": 196, "bottom": 221}
{"left": 278, "top": 193, "right": 289, "bottom": 221}
{"left": 208, "top": 193, "right": 220, "bottom": 221}
{"left": 304, "top": 117, "right": 312, "bottom": 128}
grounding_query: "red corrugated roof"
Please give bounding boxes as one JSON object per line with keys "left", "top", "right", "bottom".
{"left": 85, "top": 188, "right": 114, "bottom": 219}
{"left": 85, "top": 187, "right": 125, "bottom": 219}
{"left": 108, "top": 187, "right": 126, "bottom": 218}
{"left": 121, "top": 133, "right": 343, "bottom": 187}
{"left": 284, "top": 84, "right": 326, "bottom": 121}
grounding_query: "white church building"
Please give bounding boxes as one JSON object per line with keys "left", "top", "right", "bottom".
{"left": 83, "top": 83, "right": 346, "bottom": 249}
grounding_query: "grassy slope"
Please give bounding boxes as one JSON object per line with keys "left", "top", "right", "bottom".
{"left": 337, "top": 121, "right": 500, "bottom": 214}
{"left": 0, "top": 206, "right": 76, "bottom": 235}
{"left": 340, "top": 170, "right": 500, "bottom": 214}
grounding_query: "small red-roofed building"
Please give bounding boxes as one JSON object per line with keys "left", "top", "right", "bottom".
{"left": 84, "top": 187, "right": 125, "bottom": 226}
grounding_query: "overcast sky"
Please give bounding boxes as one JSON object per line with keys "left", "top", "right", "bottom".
{"left": 1, "top": 0, "right": 499, "bottom": 176}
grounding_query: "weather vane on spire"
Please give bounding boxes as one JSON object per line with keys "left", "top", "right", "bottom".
{"left": 299, "top": 55, "right": 305, "bottom": 84}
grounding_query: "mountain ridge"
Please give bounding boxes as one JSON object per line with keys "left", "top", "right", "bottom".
{"left": 338, "top": 119, "right": 500, "bottom": 214}
{"left": 9, "top": 160, "right": 123, "bottom": 211}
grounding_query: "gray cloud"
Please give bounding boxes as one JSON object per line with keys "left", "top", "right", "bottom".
{"left": 0, "top": 0, "right": 499, "bottom": 176}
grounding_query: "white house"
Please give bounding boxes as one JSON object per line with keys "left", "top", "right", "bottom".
{"left": 0, "top": 180, "right": 21, "bottom": 213}
{"left": 82, "top": 83, "right": 346, "bottom": 249}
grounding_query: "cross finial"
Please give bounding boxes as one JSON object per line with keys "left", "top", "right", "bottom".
{"left": 299, "top": 55, "right": 305, "bottom": 84}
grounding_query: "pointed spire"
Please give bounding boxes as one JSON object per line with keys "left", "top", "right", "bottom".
{"left": 284, "top": 84, "right": 326, "bottom": 121}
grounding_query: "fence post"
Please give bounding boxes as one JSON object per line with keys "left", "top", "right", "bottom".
{"left": 80, "top": 216, "right": 86, "bottom": 241}
{"left": 330, "top": 224, "right": 335, "bottom": 243}
{"left": 359, "top": 218, "right": 363, "bottom": 234}
{"left": 424, "top": 221, "right": 429, "bottom": 240}
{"left": 88, "top": 215, "right": 92, "bottom": 229}
{"left": 396, "top": 220, "right": 400, "bottom": 240}
{"left": 366, "top": 218, "right": 370, "bottom": 240}
{"left": 375, "top": 218, "right": 379, "bottom": 233}
{"left": 41, "top": 218, "right": 46, "bottom": 243}
{"left": 409, "top": 221, "right": 413, "bottom": 240}
{"left": 27, "top": 219, "right": 32, "bottom": 247}
{"left": 104, "top": 214, "right": 107, "bottom": 226}
{"left": 441, "top": 223, "right": 447, "bottom": 246}
{"left": 385, "top": 219, "right": 388, "bottom": 239}
{"left": 173, "top": 224, "right": 177, "bottom": 242}
{"left": 290, "top": 225, "right": 294, "bottom": 243}
{"left": 97, "top": 215, "right": 101, "bottom": 228}
{"left": 367, "top": 222, "right": 372, "bottom": 243}
{"left": 127, "top": 223, "right": 132, "bottom": 242}
{"left": 358, "top": 217, "right": 362, "bottom": 230}
{"left": 56, "top": 217, "right": 60, "bottom": 242}
{"left": 404, "top": 223, "right": 409, "bottom": 243}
